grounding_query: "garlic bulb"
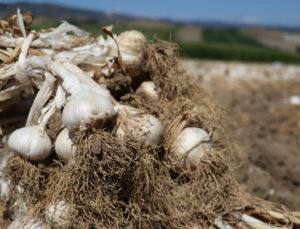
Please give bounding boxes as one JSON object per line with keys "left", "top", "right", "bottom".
{"left": 170, "top": 127, "right": 213, "bottom": 170}
{"left": 115, "top": 105, "right": 163, "bottom": 146}
{"left": 45, "top": 201, "right": 71, "bottom": 227}
{"left": 62, "top": 91, "right": 115, "bottom": 130}
{"left": 117, "top": 30, "right": 147, "bottom": 77}
{"left": 8, "top": 125, "right": 52, "bottom": 161}
{"left": 8, "top": 99, "right": 57, "bottom": 161}
{"left": 8, "top": 215, "right": 50, "bottom": 229}
{"left": 136, "top": 81, "right": 161, "bottom": 101}
{"left": 55, "top": 128, "right": 76, "bottom": 161}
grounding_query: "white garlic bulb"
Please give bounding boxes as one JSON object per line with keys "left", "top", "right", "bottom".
{"left": 117, "top": 30, "right": 147, "bottom": 77}
{"left": 8, "top": 215, "right": 50, "bottom": 229}
{"left": 45, "top": 201, "right": 71, "bottom": 227}
{"left": 8, "top": 125, "right": 52, "bottom": 161}
{"left": 62, "top": 91, "right": 115, "bottom": 130}
{"left": 55, "top": 128, "right": 76, "bottom": 161}
{"left": 170, "top": 127, "right": 213, "bottom": 170}
{"left": 136, "top": 81, "right": 161, "bottom": 101}
{"left": 115, "top": 105, "right": 163, "bottom": 146}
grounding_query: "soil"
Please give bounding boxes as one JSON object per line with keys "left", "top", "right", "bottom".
{"left": 183, "top": 59, "right": 300, "bottom": 210}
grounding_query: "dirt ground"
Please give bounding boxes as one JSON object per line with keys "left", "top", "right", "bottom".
{"left": 182, "top": 59, "right": 300, "bottom": 210}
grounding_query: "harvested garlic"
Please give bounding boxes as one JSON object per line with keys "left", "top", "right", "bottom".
{"left": 115, "top": 105, "right": 163, "bottom": 146}
{"left": 8, "top": 100, "right": 57, "bottom": 161}
{"left": 48, "top": 61, "right": 116, "bottom": 130}
{"left": 136, "top": 81, "right": 161, "bottom": 101}
{"left": 170, "top": 127, "right": 213, "bottom": 170}
{"left": 117, "top": 30, "right": 147, "bottom": 77}
{"left": 8, "top": 215, "right": 50, "bottom": 229}
{"left": 8, "top": 125, "right": 52, "bottom": 161}
{"left": 45, "top": 201, "right": 72, "bottom": 227}
{"left": 62, "top": 91, "right": 115, "bottom": 130}
{"left": 55, "top": 128, "right": 76, "bottom": 161}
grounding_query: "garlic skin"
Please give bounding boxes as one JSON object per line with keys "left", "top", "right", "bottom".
{"left": 116, "top": 105, "right": 163, "bottom": 146}
{"left": 136, "top": 81, "right": 160, "bottom": 101}
{"left": 170, "top": 127, "right": 213, "bottom": 170}
{"left": 45, "top": 201, "right": 71, "bottom": 227}
{"left": 62, "top": 91, "right": 115, "bottom": 130}
{"left": 117, "top": 30, "right": 147, "bottom": 77}
{"left": 55, "top": 128, "right": 76, "bottom": 161}
{"left": 8, "top": 125, "right": 52, "bottom": 161}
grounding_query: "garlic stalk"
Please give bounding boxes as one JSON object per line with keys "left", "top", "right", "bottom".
{"left": 17, "top": 8, "right": 27, "bottom": 38}
{"left": 31, "top": 21, "right": 88, "bottom": 50}
{"left": 55, "top": 128, "right": 76, "bottom": 161}
{"left": 136, "top": 81, "right": 161, "bottom": 101}
{"left": 26, "top": 72, "right": 56, "bottom": 126}
{"left": 241, "top": 214, "right": 280, "bottom": 229}
{"left": 170, "top": 127, "right": 213, "bottom": 170}
{"left": 115, "top": 105, "right": 163, "bottom": 147}
{"left": 16, "top": 32, "right": 35, "bottom": 86}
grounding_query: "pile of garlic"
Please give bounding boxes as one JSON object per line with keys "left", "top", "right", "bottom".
{"left": 0, "top": 11, "right": 214, "bottom": 227}
{"left": 0, "top": 11, "right": 213, "bottom": 166}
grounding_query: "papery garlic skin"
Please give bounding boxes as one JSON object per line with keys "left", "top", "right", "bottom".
{"left": 117, "top": 30, "right": 147, "bottom": 77}
{"left": 170, "top": 127, "right": 213, "bottom": 170}
{"left": 116, "top": 105, "right": 163, "bottom": 146}
{"left": 136, "top": 81, "right": 160, "bottom": 101}
{"left": 62, "top": 91, "right": 115, "bottom": 130}
{"left": 8, "top": 125, "right": 52, "bottom": 161}
{"left": 45, "top": 201, "right": 71, "bottom": 227}
{"left": 55, "top": 128, "right": 76, "bottom": 161}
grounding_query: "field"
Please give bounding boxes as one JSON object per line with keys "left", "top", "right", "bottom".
{"left": 182, "top": 59, "right": 300, "bottom": 210}
{"left": 31, "top": 19, "right": 300, "bottom": 64}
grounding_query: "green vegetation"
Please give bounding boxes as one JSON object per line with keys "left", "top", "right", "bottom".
{"left": 179, "top": 42, "right": 300, "bottom": 63}
{"left": 203, "top": 29, "right": 263, "bottom": 47}
{"left": 31, "top": 19, "right": 300, "bottom": 64}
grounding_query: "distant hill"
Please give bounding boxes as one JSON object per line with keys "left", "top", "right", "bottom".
{"left": 1, "top": 2, "right": 300, "bottom": 32}
{"left": 242, "top": 28, "right": 300, "bottom": 54}
{"left": 0, "top": 2, "right": 138, "bottom": 22}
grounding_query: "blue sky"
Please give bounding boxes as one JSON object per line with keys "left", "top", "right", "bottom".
{"left": 3, "top": 0, "right": 300, "bottom": 26}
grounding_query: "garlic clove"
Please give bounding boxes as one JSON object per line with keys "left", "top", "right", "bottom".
{"left": 170, "top": 127, "right": 213, "bottom": 170}
{"left": 116, "top": 30, "right": 147, "bottom": 77}
{"left": 8, "top": 125, "right": 52, "bottom": 161}
{"left": 62, "top": 91, "right": 115, "bottom": 130}
{"left": 136, "top": 81, "right": 161, "bottom": 101}
{"left": 45, "top": 201, "right": 72, "bottom": 227}
{"left": 55, "top": 128, "right": 76, "bottom": 161}
{"left": 116, "top": 105, "right": 163, "bottom": 146}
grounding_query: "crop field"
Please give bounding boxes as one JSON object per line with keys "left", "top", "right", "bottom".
{"left": 31, "top": 19, "right": 300, "bottom": 64}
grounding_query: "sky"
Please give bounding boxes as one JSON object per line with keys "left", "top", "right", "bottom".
{"left": 3, "top": 0, "right": 300, "bottom": 27}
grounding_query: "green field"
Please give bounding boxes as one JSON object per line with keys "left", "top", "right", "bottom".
{"left": 31, "top": 19, "right": 300, "bottom": 64}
